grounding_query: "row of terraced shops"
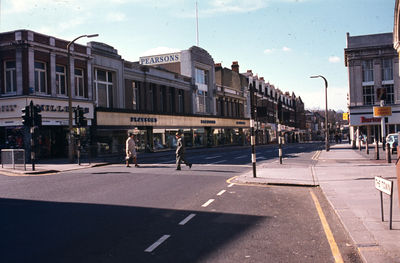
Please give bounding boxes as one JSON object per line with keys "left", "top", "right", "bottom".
{"left": 0, "top": 29, "right": 306, "bottom": 160}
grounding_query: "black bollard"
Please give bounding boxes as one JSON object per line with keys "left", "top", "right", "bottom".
{"left": 375, "top": 141, "right": 380, "bottom": 160}
{"left": 366, "top": 141, "right": 369, "bottom": 154}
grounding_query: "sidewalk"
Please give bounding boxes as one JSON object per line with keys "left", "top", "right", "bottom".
{"left": 234, "top": 143, "right": 400, "bottom": 263}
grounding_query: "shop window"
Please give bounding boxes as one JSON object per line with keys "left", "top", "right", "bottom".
{"left": 35, "top": 61, "right": 47, "bottom": 94}
{"left": 363, "top": 86, "right": 374, "bottom": 105}
{"left": 56, "top": 65, "right": 66, "bottom": 95}
{"left": 95, "top": 68, "right": 113, "bottom": 108}
{"left": 75, "top": 68, "right": 86, "bottom": 98}
{"left": 5, "top": 61, "right": 16, "bottom": 94}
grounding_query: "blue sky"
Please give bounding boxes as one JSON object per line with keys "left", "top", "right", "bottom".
{"left": 1, "top": 0, "right": 396, "bottom": 111}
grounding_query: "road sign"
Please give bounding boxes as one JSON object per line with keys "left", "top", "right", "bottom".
{"left": 373, "top": 106, "right": 392, "bottom": 117}
{"left": 375, "top": 176, "right": 393, "bottom": 195}
{"left": 342, "top": 112, "right": 349, "bottom": 120}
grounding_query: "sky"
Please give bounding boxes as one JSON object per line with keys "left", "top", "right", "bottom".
{"left": 0, "top": 0, "right": 396, "bottom": 111}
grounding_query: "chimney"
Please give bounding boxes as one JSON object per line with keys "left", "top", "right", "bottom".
{"left": 231, "top": 61, "right": 239, "bottom": 73}
{"left": 215, "top": 63, "right": 222, "bottom": 69}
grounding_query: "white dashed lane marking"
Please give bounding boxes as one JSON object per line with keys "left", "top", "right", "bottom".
{"left": 201, "top": 199, "right": 215, "bottom": 207}
{"left": 217, "top": 190, "right": 226, "bottom": 196}
{"left": 144, "top": 235, "right": 170, "bottom": 253}
{"left": 179, "top": 214, "right": 196, "bottom": 226}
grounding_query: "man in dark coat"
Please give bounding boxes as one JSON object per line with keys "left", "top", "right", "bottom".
{"left": 175, "top": 132, "right": 192, "bottom": 170}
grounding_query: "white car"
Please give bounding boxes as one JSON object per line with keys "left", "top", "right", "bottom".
{"left": 386, "top": 133, "right": 398, "bottom": 154}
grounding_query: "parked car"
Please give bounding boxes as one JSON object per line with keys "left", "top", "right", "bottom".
{"left": 386, "top": 133, "right": 398, "bottom": 154}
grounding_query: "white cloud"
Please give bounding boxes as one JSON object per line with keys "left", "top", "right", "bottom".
{"left": 328, "top": 56, "right": 341, "bottom": 63}
{"left": 106, "top": 12, "right": 126, "bottom": 22}
{"left": 141, "top": 46, "right": 181, "bottom": 56}
{"left": 263, "top": 46, "right": 291, "bottom": 54}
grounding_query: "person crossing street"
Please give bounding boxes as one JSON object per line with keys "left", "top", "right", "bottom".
{"left": 126, "top": 133, "right": 139, "bottom": 167}
{"left": 175, "top": 132, "right": 192, "bottom": 170}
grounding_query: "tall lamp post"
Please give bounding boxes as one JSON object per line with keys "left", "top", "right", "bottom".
{"left": 310, "top": 75, "right": 330, "bottom": 152}
{"left": 67, "top": 34, "right": 98, "bottom": 162}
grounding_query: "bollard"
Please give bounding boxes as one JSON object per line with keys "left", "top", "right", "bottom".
{"left": 386, "top": 143, "right": 391, "bottom": 163}
{"left": 397, "top": 146, "right": 400, "bottom": 210}
{"left": 375, "top": 140, "right": 380, "bottom": 160}
{"left": 279, "top": 136, "right": 283, "bottom": 164}
{"left": 359, "top": 139, "right": 362, "bottom": 151}
{"left": 366, "top": 141, "right": 369, "bottom": 154}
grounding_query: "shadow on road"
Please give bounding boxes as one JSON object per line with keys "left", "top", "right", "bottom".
{"left": 0, "top": 198, "right": 265, "bottom": 263}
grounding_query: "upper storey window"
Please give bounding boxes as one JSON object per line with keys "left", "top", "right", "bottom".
{"left": 382, "top": 58, "right": 393, "bottom": 81}
{"left": 34, "top": 61, "right": 47, "bottom": 94}
{"left": 362, "top": 60, "right": 374, "bottom": 83}
{"left": 5, "top": 61, "right": 16, "bottom": 94}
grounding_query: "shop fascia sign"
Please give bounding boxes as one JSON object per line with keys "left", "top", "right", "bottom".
{"left": 139, "top": 52, "right": 181, "bottom": 65}
{"left": 0, "top": 98, "right": 92, "bottom": 118}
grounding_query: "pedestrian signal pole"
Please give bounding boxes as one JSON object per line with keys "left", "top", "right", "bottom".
{"left": 250, "top": 82, "right": 257, "bottom": 178}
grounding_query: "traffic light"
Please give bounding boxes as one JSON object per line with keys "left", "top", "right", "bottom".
{"left": 74, "top": 106, "right": 87, "bottom": 127}
{"left": 22, "top": 106, "right": 32, "bottom": 127}
{"left": 33, "top": 105, "right": 42, "bottom": 127}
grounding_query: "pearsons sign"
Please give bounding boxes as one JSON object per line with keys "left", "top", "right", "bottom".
{"left": 139, "top": 52, "right": 181, "bottom": 65}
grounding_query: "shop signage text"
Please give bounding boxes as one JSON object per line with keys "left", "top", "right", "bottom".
{"left": 139, "top": 53, "right": 180, "bottom": 65}
{"left": 0, "top": 103, "right": 89, "bottom": 113}
{"left": 360, "top": 116, "right": 381, "bottom": 123}
{"left": 373, "top": 106, "right": 392, "bottom": 117}
{"left": 236, "top": 121, "right": 246, "bottom": 125}
{"left": 130, "top": 117, "right": 158, "bottom": 123}
{"left": 201, "top": 120, "right": 216, "bottom": 124}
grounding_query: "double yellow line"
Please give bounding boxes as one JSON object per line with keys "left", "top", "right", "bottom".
{"left": 310, "top": 190, "right": 344, "bottom": 263}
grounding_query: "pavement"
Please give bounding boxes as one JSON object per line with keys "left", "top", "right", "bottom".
{"left": 1, "top": 143, "right": 399, "bottom": 262}
{"left": 234, "top": 143, "right": 400, "bottom": 263}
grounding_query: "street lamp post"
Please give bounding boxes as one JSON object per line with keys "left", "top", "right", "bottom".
{"left": 310, "top": 75, "right": 330, "bottom": 152}
{"left": 67, "top": 34, "right": 98, "bottom": 162}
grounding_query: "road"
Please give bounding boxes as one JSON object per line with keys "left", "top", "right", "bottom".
{"left": 0, "top": 143, "right": 362, "bottom": 262}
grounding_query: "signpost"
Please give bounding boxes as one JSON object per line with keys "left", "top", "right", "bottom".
{"left": 375, "top": 176, "right": 394, "bottom": 229}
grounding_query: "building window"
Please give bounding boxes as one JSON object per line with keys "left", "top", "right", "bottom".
{"left": 195, "top": 68, "right": 208, "bottom": 85}
{"left": 34, "top": 61, "right": 47, "bottom": 93}
{"left": 95, "top": 69, "right": 113, "bottom": 108}
{"left": 159, "top": 86, "right": 167, "bottom": 112}
{"left": 132, "top": 81, "right": 139, "bottom": 110}
{"left": 362, "top": 60, "right": 374, "bottom": 83}
{"left": 5, "top": 61, "right": 16, "bottom": 94}
{"left": 75, "top": 68, "right": 85, "bottom": 98}
{"left": 363, "top": 86, "right": 374, "bottom": 105}
{"left": 383, "top": 84, "right": 394, "bottom": 104}
{"left": 178, "top": 90, "right": 184, "bottom": 113}
{"left": 148, "top": 84, "right": 154, "bottom": 111}
{"left": 382, "top": 58, "right": 393, "bottom": 81}
{"left": 197, "top": 90, "right": 207, "bottom": 113}
{"left": 56, "top": 65, "right": 66, "bottom": 95}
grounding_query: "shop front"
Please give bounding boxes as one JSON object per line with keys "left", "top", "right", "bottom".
{"left": 95, "top": 110, "right": 250, "bottom": 156}
{"left": 349, "top": 106, "right": 400, "bottom": 145}
{"left": 0, "top": 97, "right": 94, "bottom": 159}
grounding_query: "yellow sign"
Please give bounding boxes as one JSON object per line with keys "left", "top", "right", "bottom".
{"left": 342, "top": 112, "right": 349, "bottom": 120}
{"left": 373, "top": 106, "right": 392, "bottom": 117}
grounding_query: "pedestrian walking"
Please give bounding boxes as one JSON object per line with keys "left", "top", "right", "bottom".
{"left": 175, "top": 132, "right": 192, "bottom": 170}
{"left": 126, "top": 133, "right": 139, "bottom": 167}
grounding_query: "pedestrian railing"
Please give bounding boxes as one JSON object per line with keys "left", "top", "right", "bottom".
{"left": 1, "top": 149, "right": 26, "bottom": 170}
